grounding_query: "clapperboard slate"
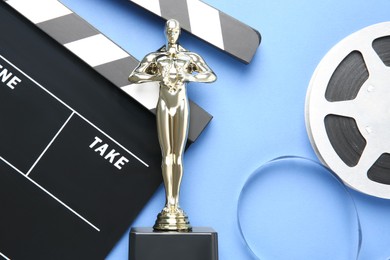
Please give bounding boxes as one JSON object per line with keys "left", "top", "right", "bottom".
{"left": 0, "top": 3, "right": 163, "bottom": 259}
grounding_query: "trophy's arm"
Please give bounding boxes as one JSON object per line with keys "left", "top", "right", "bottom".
{"left": 128, "top": 72, "right": 161, "bottom": 84}
{"left": 128, "top": 54, "right": 161, "bottom": 84}
{"left": 186, "top": 52, "right": 217, "bottom": 83}
{"left": 189, "top": 71, "right": 217, "bottom": 83}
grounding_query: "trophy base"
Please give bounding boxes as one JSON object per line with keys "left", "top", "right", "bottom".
{"left": 129, "top": 227, "right": 218, "bottom": 260}
{"left": 153, "top": 208, "right": 191, "bottom": 231}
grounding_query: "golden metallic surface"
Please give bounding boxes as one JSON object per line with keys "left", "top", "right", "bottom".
{"left": 129, "top": 19, "right": 216, "bottom": 231}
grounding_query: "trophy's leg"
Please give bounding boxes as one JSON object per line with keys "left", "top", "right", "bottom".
{"left": 154, "top": 97, "right": 191, "bottom": 231}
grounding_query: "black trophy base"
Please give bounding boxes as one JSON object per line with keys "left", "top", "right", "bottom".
{"left": 129, "top": 227, "right": 218, "bottom": 260}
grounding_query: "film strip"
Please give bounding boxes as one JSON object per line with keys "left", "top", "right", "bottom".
{"left": 305, "top": 22, "right": 390, "bottom": 199}
{"left": 129, "top": 0, "right": 261, "bottom": 64}
{"left": 4, "top": 0, "right": 211, "bottom": 144}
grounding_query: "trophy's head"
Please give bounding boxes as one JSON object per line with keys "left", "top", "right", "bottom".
{"left": 165, "top": 19, "right": 181, "bottom": 45}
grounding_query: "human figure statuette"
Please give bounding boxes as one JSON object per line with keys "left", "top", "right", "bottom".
{"left": 128, "top": 19, "right": 216, "bottom": 231}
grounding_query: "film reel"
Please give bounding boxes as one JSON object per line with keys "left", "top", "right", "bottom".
{"left": 306, "top": 22, "right": 390, "bottom": 199}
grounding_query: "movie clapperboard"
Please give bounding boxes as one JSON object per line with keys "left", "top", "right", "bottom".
{"left": 0, "top": 0, "right": 260, "bottom": 259}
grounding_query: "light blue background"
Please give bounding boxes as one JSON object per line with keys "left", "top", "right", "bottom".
{"left": 61, "top": 0, "right": 390, "bottom": 259}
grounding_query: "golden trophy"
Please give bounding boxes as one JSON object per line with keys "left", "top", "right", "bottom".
{"left": 129, "top": 19, "right": 216, "bottom": 231}
{"left": 128, "top": 19, "right": 218, "bottom": 260}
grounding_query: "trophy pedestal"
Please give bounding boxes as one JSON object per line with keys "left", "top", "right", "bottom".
{"left": 129, "top": 227, "right": 218, "bottom": 260}
{"left": 153, "top": 207, "right": 192, "bottom": 231}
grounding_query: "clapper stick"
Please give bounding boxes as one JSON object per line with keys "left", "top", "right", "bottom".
{"left": 129, "top": 0, "right": 261, "bottom": 64}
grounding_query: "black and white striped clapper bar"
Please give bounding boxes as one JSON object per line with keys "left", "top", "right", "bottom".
{"left": 129, "top": 0, "right": 261, "bottom": 64}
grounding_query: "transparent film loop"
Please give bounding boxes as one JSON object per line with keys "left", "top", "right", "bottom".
{"left": 237, "top": 156, "right": 361, "bottom": 260}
